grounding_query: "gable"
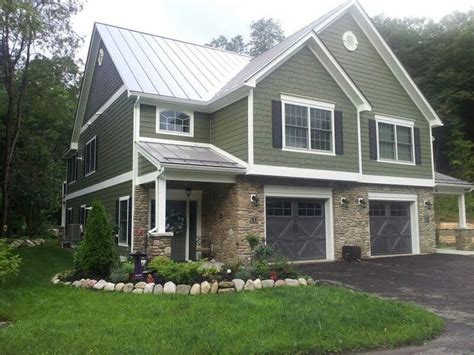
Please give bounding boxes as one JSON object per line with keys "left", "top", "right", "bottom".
{"left": 83, "top": 41, "right": 123, "bottom": 123}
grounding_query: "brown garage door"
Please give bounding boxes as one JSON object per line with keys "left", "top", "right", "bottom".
{"left": 266, "top": 198, "right": 326, "bottom": 260}
{"left": 369, "top": 201, "right": 412, "bottom": 256}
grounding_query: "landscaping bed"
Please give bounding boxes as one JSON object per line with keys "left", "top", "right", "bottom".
{"left": 0, "top": 244, "right": 444, "bottom": 354}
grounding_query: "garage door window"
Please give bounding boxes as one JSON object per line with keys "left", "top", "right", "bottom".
{"left": 369, "top": 203, "right": 385, "bottom": 216}
{"left": 266, "top": 200, "right": 291, "bottom": 216}
{"left": 390, "top": 203, "right": 409, "bottom": 216}
{"left": 298, "top": 201, "right": 323, "bottom": 216}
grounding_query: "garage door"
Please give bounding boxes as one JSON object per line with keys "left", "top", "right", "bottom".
{"left": 369, "top": 201, "right": 412, "bottom": 256}
{"left": 266, "top": 198, "right": 326, "bottom": 260}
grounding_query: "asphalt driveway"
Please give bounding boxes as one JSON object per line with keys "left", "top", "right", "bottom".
{"left": 298, "top": 254, "right": 474, "bottom": 354}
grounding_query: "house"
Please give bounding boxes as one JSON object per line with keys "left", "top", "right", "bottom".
{"left": 62, "top": 0, "right": 473, "bottom": 262}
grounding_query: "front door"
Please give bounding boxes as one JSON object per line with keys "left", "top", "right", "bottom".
{"left": 266, "top": 198, "right": 326, "bottom": 260}
{"left": 369, "top": 201, "right": 412, "bottom": 256}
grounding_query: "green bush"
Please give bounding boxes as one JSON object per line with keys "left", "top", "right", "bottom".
{"left": 253, "top": 260, "right": 270, "bottom": 279}
{"left": 0, "top": 240, "right": 21, "bottom": 282}
{"left": 234, "top": 267, "right": 254, "bottom": 281}
{"left": 73, "top": 201, "right": 117, "bottom": 278}
{"left": 148, "top": 256, "right": 210, "bottom": 284}
{"left": 254, "top": 245, "right": 274, "bottom": 260}
{"left": 109, "top": 261, "right": 133, "bottom": 283}
{"left": 245, "top": 233, "right": 261, "bottom": 250}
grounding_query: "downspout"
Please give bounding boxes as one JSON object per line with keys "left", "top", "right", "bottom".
{"left": 131, "top": 95, "right": 140, "bottom": 253}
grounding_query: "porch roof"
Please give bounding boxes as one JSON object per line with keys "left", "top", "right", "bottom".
{"left": 137, "top": 141, "right": 246, "bottom": 172}
{"left": 435, "top": 172, "right": 473, "bottom": 189}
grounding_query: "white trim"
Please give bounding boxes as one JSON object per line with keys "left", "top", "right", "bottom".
{"left": 155, "top": 106, "right": 194, "bottom": 137}
{"left": 375, "top": 115, "right": 415, "bottom": 166}
{"left": 247, "top": 164, "right": 435, "bottom": 187}
{"left": 131, "top": 96, "right": 140, "bottom": 252}
{"left": 349, "top": 5, "right": 443, "bottom": 127}
{"left": 248, "top": 89, "right": 254, "bottom": 165}
{"left": 281, "top": 95, "right": 336, "bottom": 156}
{"left": 136, "top": 171, "right": 160, "bottom": 185}
{"left": 156, "top": 178, "right": 167, "bottom": 234}
{"left": 84, "top": 136, "right": 98, "bottom": 177}
{"left": 80, "top": 86, "right": 127, "bottom": 134}
{"left": 65, "top": 171, "right": 133, "bottom": 200}
{"left": 357, "top": 109, "right": 362, "bottom": 174}
{"left": 367, "top": 192, "right": 420, "bottom": 255}
{"left": 163, "top": 169, "right": 237, "bottom": 183}
{"left": 263, "top": 185, "right": 335, "bottom": 261}
{"left": 117, "top": 195, "right": 130, "bottom": 247}
{"left": 458, "top": 193, "right": 467, "bottom": 229}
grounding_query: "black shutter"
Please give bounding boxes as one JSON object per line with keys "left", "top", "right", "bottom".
{"left": 127, "top": 197, "right": 132, "bottom": 247}
{"left": 115, "top": 200, "right": 119, "bottom": 244}
{"left": 414, "top": 127, "right": 422, "bottom": 165}
{"left": 272, "top": 100, "right": 283, "bottom": 148}
{"left": 334, "top": 111, "right": 344, "bottom": 155}
{"left": 94, "top": 137, "right": 98, "bottom": 171}
{"left": 369, "top": 119, "right": 377, "bottom": 160}
{"left": 83, "top": 145, "right": 87, "bottom": 176}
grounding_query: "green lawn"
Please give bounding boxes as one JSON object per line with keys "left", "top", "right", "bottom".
{"left": 0, "top": 244, "right": 443, "bottom": 354}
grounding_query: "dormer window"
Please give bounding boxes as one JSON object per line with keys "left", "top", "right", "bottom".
{"left": 156, "top": 107, "right": 193, "bottom": 136}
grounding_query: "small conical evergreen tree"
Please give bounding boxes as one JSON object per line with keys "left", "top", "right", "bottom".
{"left": 74, "top": 200, "right": 117, "bottom": 278}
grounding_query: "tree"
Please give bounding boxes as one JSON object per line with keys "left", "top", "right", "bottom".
{"left": 206, "top": 18, "right": 285, "bottom": 57}
{"left": 206, "top": 34, "right": 247, "bottom": 54}
{"left": 74, "top": 200, "right": 117, "bottom": 278}
{"left": 0, "top": 0, "right": 82, "bottom": 236}
{"left": 0, "top": 239, "right": 21, "bottom": 282}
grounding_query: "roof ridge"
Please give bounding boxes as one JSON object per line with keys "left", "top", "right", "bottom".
{"left": 94, "top": 21, "right": 252, "bottom": 59}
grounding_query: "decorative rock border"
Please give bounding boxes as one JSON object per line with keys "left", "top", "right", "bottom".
{"left": 6, "top": 238, "right": 45, "bottom": 249}
{"left": 50, "top": 274, "right": 319, "bottom": 295}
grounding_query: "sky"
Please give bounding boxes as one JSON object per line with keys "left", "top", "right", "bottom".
{"left": 72, "top": 0, "right": 473, "bottom": 61}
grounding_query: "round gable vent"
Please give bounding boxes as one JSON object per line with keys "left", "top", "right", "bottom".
{"left": 342, "top": 31, "right": 358, "bottom": 51}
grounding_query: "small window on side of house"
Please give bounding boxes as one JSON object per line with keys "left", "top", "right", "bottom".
{"left": 67, "top": 154, "right": 77, "bottom": 184}
{"left": 156, "top": 107, "right": 193, "bottom": 136}
{"left": 376, "top": 116, "right": 414, "bottom": 164}
{"left": 118, "top": 197, "right": 129, "bottom": 246}
{"left": 84, "top": 136, "right": 97, "bottom": 176}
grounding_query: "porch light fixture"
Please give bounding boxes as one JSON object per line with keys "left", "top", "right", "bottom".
{"left": 185, "top": 184, "right": 192, "bottom": 198}
{"left": 250, "top": 193, "right": 259, "bottom": 206}
{"left": 424, "top": 200, "right": 432, "bottom": 210}
{"left": 357, "top": 197, "right": 366, "bottom": 208}
{"left": 340, "top": 197, "right": 349, "bottom": 208}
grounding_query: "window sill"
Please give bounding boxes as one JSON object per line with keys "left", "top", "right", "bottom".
{"left": 118, "top": 242, "right": 128, "bottom": 247}
{"left": 156, "top": 129, "right": 193, "bottom": 138}
{"left": 377, "top": 158, "right": 415, "bottom": 166}
{"left": 68, "top": 181, "right": 76, "bottom": 186}
{"left": 282, "top": 147, "right": 335, "bottom": 156}
{"left": 84, "top": 170, "right": 96, "bottom": 178}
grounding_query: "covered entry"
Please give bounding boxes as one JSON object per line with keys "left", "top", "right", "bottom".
{"left": 264, "top": 186, "right": 334, "bottom": 261}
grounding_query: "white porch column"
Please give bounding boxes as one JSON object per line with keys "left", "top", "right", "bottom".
{"left": 458, "top": 193, "right": 467, "bottom": 229}
{"left": 155, "top": 177, "right": 167, "bottom": 233}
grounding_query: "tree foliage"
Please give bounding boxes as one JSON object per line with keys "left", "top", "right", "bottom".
{"left": 0, "top": 239, "right": 21, "bottom": 282}
{"left": 206, "top": 17, "right": 285, "bottom": 57}
{"left": 74, "top": 201, "right": 117, "bottom": 278}
{"left": 373, "top": 12, "right": 474, "bottom": 181}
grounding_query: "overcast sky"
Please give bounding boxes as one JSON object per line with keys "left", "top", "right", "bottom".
{"left": 72, "top": 0, "right": 473, "bottom": 61}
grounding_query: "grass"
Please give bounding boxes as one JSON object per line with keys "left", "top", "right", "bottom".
{"left": 435, "top": 194, "right": 474, "bottom": 223}
{"left": 0, "top": 244, "right": 444, "bottom": 354}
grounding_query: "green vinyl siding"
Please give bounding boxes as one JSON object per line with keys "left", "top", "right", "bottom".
{"left": 66, "top": 181, "right": 131, "bottom": 255}
{"left": 211, "top": 98, "right": 248, "bottom": 161}
{"left": 253, "top": 46, "right": 358, "bottom": 172}
{"left": 140, "top": 104, "right": 210, "bottom": 143}
{"left": 138, "top": 153, "right": 156, "bottom": 176}
{"left": 319, "top": 13, "right": 433, "bottom": 179}
{"left": 68, "top": 93, "right": 134, "bottom": 194}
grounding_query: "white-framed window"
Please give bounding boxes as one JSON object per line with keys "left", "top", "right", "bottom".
{"left": 84, "top": 136, "right": 97, "bottom": 176}
{"left": 79, "top": 205, "right": 90, "bottom": 230}
{"left": 66, "top": 207, "right": 73, "bottom": 226}
{"left": 156, "top": 106, "right": 194, "bottom": 137}
{"left": 118, "top": 196, "right": 129, "bottom": 246}
{"left": 375, "top": 115, "right": 415, "bottom": 165}
{"left": 67, "top": 153, "right": 77, "bottom": 184}
{"left": 281, "top": 95, "right": 335, "bottom": 155}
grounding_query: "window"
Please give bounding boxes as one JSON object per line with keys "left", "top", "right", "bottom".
{"left": 266, "top": 200, "right": 292, "bottom": 216}
{"left": 66, "top": 208, "right": 73, "bottom": 225}
{"left": 298, "top": 201, "right": 323, "bottom": 216}
{"left": 376, "top": 117, "right": 414, "bottom": 164}
{"left": 118, "top": 197, "right": 129, "bottom": 245}
{"left": 390, "top": 203, "right": 409, "bottom": 217}
{"left": 67, "top": 154, "right": 77, "bottom": 184}
{"left": 283, "top": 97, "right": 335, "bottom": 154}
{"left": 369, "top": 203, "right": 385, "bottom": 216}
{"left": 84, "top": 136, "right": 97, "bottom": 176}
{"left": 79, "top": 205, "right": 90, "bottom": 228}
{"left": 157, "top": 108, "right": 193, "bottom": 136}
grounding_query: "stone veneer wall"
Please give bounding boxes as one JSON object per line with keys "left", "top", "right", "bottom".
{"left": 133, "top": 185, "right": 149, "bottom": 253}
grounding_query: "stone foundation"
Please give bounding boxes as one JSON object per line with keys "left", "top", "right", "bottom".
{"left": 455, "top": 229, "right": 474, "bottom": 250}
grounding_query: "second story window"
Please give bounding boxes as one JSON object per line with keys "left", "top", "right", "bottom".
{"left": 376, "top": 116, "right": 414, "bottom": 164}
{"left": 282, "top": 97, "right": 335, "bottom": 155}
{"left": 67, "top": 154, "right": 77, "bottom": 184}
{"left": 84, "top": 136, "right": 97, "bottom": 176}
{"left": 157, "top": 108, "right": 193, "bottom": 136}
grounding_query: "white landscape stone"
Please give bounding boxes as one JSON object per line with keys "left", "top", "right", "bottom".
{"left": 307, "top": 278, "right": 316, "bottom": 286}
{"left": 254, "top": 279, "right": 262, "bottom": 289}
{"left": 144, "top": 283, "right": 155, "bottom": 294}
{"left": 93, "top": 279, "right": 107, "bottom": 290}
{"left": 190, "top": 284, "right": 201, "bottom": 295}
{"left": 115, "top": 283, "right": 125, "bottom": 292}
{"left": 72, "top": 280, "right": 81, "bottom": 288}
{"left": 153, "top": 284, "right": 163, "bottom": 294}
{"left": 176, "top": 284, "right": 191, "bottom": 294}
{"left": 134, "top": 281, "right": 146, "bottom": 289}
{"left": 262, "top": 279, "right": 275, "bottom": 288}
{"left": 104, "top": 282, "right": 115, "bottom": 292}
{"left": 298, "top": 278, "right": 307, "bottom": 286}
{"left": 285, "top": 279, "right": 298, "bottom": 287}
{"left": 132, "top": 288, "right": 143, "bottom": 294}
{"left": 232, "top": 279, "right": 245, "bottom": 292}
{"left": 275, "top": 280, "right": 287, "bottom": 287}
{"left": 123, "top": 283, "right": 134, "bottom": 293}
{"left": 164, "top": 281, "right": 177, "bottom": 294}
{"left": 210, "top": 281, "right": 219, "bottom": 294}
{"left": 244, "top": 279, "right": 255, "bottom": 291}
{"left": 200, "top": 281, "right": 211, "bottom": 294}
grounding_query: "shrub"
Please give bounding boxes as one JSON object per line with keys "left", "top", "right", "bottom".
{"left": 0, "top": 240, "right": 21, "bottom": 282}
{"left": 253, "top": 260, "right": 270, "bottom": 279}
{"left": 109, "top": 261, "right": 133, "bottom": 283}
{"left": 245, "top": 234, "right": 261, "bottom": 250}
{"left": 73, "top": 201, "right": 117, "bottom": 278}
{"left": 234, "top": 267, "right": 254, "bottom": 281}
{"left": 121, "top": 261, "right": 134, "bottom": 274}
{"left": 269, "top": 254, "right": 298, "bottom": 279}
{"left": 254, "top": 245, "right": 274, "bottom": 260}
{"left": 148, "top": 256, "right": 208, "bottom": 284}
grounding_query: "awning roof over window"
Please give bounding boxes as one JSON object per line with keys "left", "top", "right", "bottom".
{"left": 137, "top": 141, "right": 246, "bottom": 172}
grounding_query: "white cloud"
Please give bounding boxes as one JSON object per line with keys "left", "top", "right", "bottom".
{"left": 72, "top": 0, "right": 473, "bottom": 62}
